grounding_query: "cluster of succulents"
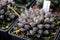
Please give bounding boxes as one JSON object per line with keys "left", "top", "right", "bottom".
{"left": 0, "top": 0, "right": 27, "bottom": 30}
{"left": 10, "top": 7, "right": 60, "bottom": 40}
{"left": 0, "top": 4, "right": 18, "bottom": 30}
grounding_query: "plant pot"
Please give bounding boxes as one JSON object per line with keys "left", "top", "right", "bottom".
{"left": 0, "top": 6, "right": 26, "bottom": 40}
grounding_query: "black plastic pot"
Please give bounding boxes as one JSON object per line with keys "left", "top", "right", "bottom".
{"left": 0, "top": 6, "right": 26, "bottom": 40}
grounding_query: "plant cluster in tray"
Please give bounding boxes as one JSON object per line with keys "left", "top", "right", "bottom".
{"left": 10, "top": 7, "right": 60, "bottom": 40}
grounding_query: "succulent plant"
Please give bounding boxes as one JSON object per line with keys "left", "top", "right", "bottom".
{"left": 6, "top": 17, "right": 11, "bottom": 21}
{"left": 9, "top": 13, "right": 15, "bottom": 19}
{"left": 0, "top": 15, "right": 4, "bottom": 19}
{"left": 38, "top": 30, "right": 43, "bottom": 34}
{"left": 44, "top": 30, "right": 49, "bottom": 35}
{"left": 49, "top": 17, "right": 54, "bottom": 22}
{"left": 36, "top": 34, "right": 41, "bottom": 38}
{"left": 33, "top": 27, "right": 38, "bottom": 32}
{"left": 44, "top": 24, "right": 50, "bottom": 29}
{"left": 44, "top": 18, "right": 50, "bottom": 23}
{"left": 0, "top": 9, "right": 5, "bottom": 14}
{"left": 17, "top": 23, "right": 23, "bottom": 28}
{"left": 29, "top": 22, "right": 36, "bottom": 27}
{"left": 29, "top": 30, "right": 35, "bottom": 35}
{"left": 37, "top": 24, "right": 44, "bottom": 29}
{"left": 19, "top": 28, "right": 26, "bottom": 32}
{"left": 24, "top": 25, "right": 30, "bottom": 30}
